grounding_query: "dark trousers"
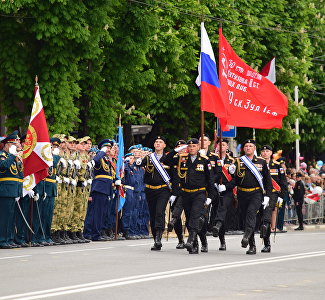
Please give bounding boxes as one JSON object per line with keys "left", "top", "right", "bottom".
{"left": 121, "top": 189, "right": 135, "bottom": 232}
{"left": 261, "top": 193, "right": 277, "bottom": 225}
{"left": 145, "top": 188, "right": 170, "bottom": 237}
{"left": 182, "top": 191, "right": 206, "bottom": 232}
{"left": 295, "top": 201, "right": 304, "bottom": 227}
{"left": 277, "top": 194, "right": 288, "bottom": 230}
{"left": 215, "top": 191, "right": 233, "bottom": 237}
{"left": 0, "top": 197, "right": 15, "bottom": 246}
{"left": 238, "top": 190, "right": 263, "bottom": 232}
{"left": 42, "top": 196, "right": 55, "bottom": 241}
{"left": 171, "top": 196, "right": 184, "bottom": 237}
{"left": 15, "top": 196, "right": 30, "bottom": 243}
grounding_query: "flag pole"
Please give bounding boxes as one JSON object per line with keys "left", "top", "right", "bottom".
{"left": 218, "top": 21, "right": 223, "bottom": 184}
{"left": 28, "top": 75, "right": 39, "bottom": 245}
{"left": 114, "top": 115, "right": 122, "bottom": 240}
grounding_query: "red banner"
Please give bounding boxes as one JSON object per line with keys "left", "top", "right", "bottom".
{"left": 23, "top": 84, "right": 53, "bottom": 196}
{"left": 219, "top": 29, "right": 288, "bottom": 129}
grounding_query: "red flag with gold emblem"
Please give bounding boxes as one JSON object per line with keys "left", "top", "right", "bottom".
{"left": 22, "top": 82, "right": 53, "bottom": 196}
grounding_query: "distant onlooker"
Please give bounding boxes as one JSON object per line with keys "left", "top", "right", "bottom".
{"left": 293, "top": 173, "right": 305, "bottom": 230}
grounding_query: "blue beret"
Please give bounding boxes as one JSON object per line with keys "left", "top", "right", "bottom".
{"left": 128, "top": 145, "right": 137, "bottom": 151}
{"left": 125, "top": 153, "right": 134, "bottom": 158}
{"left": 50, "top": 137, "right": 61, "bottom": 145}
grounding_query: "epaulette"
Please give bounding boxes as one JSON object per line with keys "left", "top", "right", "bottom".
{"left": 0, "top": 151, "right": 7, "bottom": 158}
{"left": 173, "top": 154, "right": 178, "bottom": 158}
{"left": 209, "top": 152, "right": 219, "bottom": 157}
{"left": 200, "top": 154, "right": 209, "bottom": 160}
{"left": 179, "top": 153, "right": 189, "bottom": 157}
{"left": 257, "top": 156, "right": 266, "bottom": 160}
{"left": 227, "top": 154, "right": 235, "bottom": 162}
{"left": 272, "top": 160, "right": 280, "bottom": 165}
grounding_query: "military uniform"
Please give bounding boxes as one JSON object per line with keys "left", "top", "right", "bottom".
{"left": 174, "top": 138, "right": 215, "bottom": 254}
{"left": 260, "top": 148, "right": 288, "bottom": 252}
{"left": 213, "top": 152, "right": 236, "bottom": 250}
{"left": 0, "top": 131, "right": 23, "bottom": 249}
{"left": 234, "top": 140, "right": 272, "bottom": 255}
{"left": 293, "top": 174, "right": 305, "bottom": 230}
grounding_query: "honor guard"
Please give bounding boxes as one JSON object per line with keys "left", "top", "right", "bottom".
{"left": 0, "top": 131, "right": 23, "bottom": 249}
{"left": 212, "top": 139, "right": 236, "bottom": 251}
{"left": 174, "top": 138, "right": 215, "bottom": 254}
{"left": 260, "top": 145, "right": 288, "bottom": 252}
{"left": 234, "top": 139, "right": 272, "bottom": 255}
{"left": 137, "top": 136, "right": 172, "bottom": 251}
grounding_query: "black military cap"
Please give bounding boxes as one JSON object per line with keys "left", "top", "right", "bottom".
{"left": 261, "top": 145, "right": 272, "bottom": 151}
{"left": 296, "top": 173, "right": 304, "bottom": 178}
{"left": 98, "top": 139, "right": 114, "bottom": 149}
{"left": 154, "top": 136, "right": 166, "bottom": 143}
{"left": 50, "top": 137, "right": 61, "bottom": 146}
{"left": 187, "top": 138, "right": 199, "bottom": 145}
{"left": 1, "top": 130, "right": 19, "bottom": 144}
{"left": 218, "top": 138, "right": 229, "bottom": 144}
{"left": 242, "top": 139, "right": 256, "bottom": 147}
{"left": 175, "top": 139, "right": 187, "bottom": 147}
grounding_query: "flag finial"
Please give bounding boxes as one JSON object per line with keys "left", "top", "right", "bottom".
{"left": 35, "top": 75, "right": 38, "bottom": 86}
{"left": 119, "top": 114, "right": 121, "bottom": 127}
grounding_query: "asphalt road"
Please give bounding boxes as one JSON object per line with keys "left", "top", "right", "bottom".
{"left": 1, "top": 230, "right": 325, "bottom": 300}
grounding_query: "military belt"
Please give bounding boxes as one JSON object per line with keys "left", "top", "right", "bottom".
{"left": 182, "top": 187, "right": 206, "bottom": 193}
{"left": 238, "top": 187, "right": 261, "bottom": 192}
{"left": 43, "top": 178, "right": 56, "bottom": 183}
{"left": 0, "top": 177, "right": 23, "bottom": 183}
{"left": 124, "top": 185, "right": 134, "bottom": 190}
{"left": 95, "top": 175, "right": 113, "bottom": 180}
{"left": 146, "top": 184, "right": 167, "bottom": 189}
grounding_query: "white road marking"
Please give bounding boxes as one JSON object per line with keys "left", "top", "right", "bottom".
{"left": 0, "top": 255, "right": 31, "bottom": 260}
{"left": 1, "top": 250, "right": 325, "bottom": 300}
{"left": 49, "top": 247, "right": 114, "bottom": 254}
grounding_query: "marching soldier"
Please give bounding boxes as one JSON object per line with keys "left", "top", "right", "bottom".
{"left": 233, "top": 139, "right": 272, "bottom": 255}
{"left": 174, "top": 138, "right": 215, "bottom": 254}
{"left": 0, "top": 131, "right": 23, "bottom": 249}
{"left": 212, "top": 139, "right": 236, "bottom": 251}
{"left": 260, "top": 145, "right": 288, "bottom": 252}
{"left": 137, "top": 136, "right": 172, "bottom": 251}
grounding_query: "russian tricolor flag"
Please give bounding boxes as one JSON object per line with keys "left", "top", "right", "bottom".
{"left": 196, "top": 23, "right": 228, "bottom": 126}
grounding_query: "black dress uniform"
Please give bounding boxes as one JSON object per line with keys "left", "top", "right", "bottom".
{"left": 140, "top": 151, "right": 172, "bottom": 250}
{"left": 293, "top": 174, "right": 305, "bottom": 230}
{"left": 174, "top": 139, "right": 215, "bottom": 254}
{"left": 234, "top": 141, "right": 272, "bottom": 255}
{"left": 260, "top": 147, "right": 288, "bottom": 252}
{"left": 213, "top": 152, "right": 236, "bottom": 250}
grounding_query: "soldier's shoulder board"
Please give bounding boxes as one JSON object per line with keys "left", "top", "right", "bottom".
{"left": 200, "top": 154, "right": 209, "bottom": 160}
{"left": 209, "top": 152, "right": 219, "bottom": 157}
{"left": 179, "top": 153, "right": 189, "bottom": 157}
{"left": 273, "top": 160, "right": 280, "bottom": 165}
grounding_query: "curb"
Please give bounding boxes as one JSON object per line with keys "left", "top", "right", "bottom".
{"left": 284, "top": 224, "right": 325, "bottom": 231}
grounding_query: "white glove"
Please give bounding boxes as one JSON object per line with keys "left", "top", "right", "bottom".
{"left": 218, "top": 184, "right": 226, "bottom": 192}
{"left": 115, "top": 179, "right": 122, "bottom": 186}
{"left": 262, "top": 196, "right": 270, "bottom": 209}
{"left": 199, "top": 149, "right": 206, "bottom": 156}
{"left": 56, "top": 176, "right": 62, "bottom": 183}
{"left": 101, "top": 146, "right": 108, "bottom": 153}
{"left": 63, "top": 177, "right": 70, "bottom": 184}
{"left": 74, "top": 160, "right": 81, "bottom": 170}
{"left": 87, "top": 161, "right": 93, "bottom": 168}
{"left": 71, "top": 179, "right": 77, "bottom": 186}
{"left": 83, "top": 181, "right": 87, "bottom": 187}
{"left": 27, "top": 190, "right": 35, "bottom": 198}
{"left": 277, "top": 197, "right": 283, "bottom": 207}
{"left": 43, "top": 192, "right": 47, "bottom": 199}
{"left": 91, "top": 160, "right": 95, "bottom": 167}
{"left": 205, "top": 198, "right": 212, "bottom": 206}
{"left": 87, "top": 179, "right": 92, "bottom": 185}
{"left": 175, "top": 144, "right": 188, "bottom": 153}
{"left": 59, "top": 158, "right": 67, "bottom": 168}
{"left": 15, "top": 197, "right": 20, "bottom": 202}
{"left": 125, "top": 157, "right": 130, "bottom": 162}
{"left": 136, "top": 158, "right": 142, "bottom": 165}
{"left": 52, "top": 148, "right": 60, "bottom": 155}
{"left": 68, "top": 160, "right": 73, "bottom": 167}
{"left": 9, "top": 145, "right": 17, "bottom": 155}
{"left": 228, "top": 164, "right": 236, "bottom": 175}
{"left": 34, "top": 193, "right": 40, "bottom": 201}
{"left": 169, "top": 195, "right": 176, "bottom": 206}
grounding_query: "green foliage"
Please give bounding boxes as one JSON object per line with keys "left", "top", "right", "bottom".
{"left": 0, "top": 0, "right": 323, "bottom": 157}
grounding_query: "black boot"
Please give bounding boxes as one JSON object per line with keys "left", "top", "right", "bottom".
{"left": 219, "top": 235, "right": 226, "bottom": 251}
{"left": 261, "top": 237, "right": 271, "bottom": 253}
{"left": 241, "top": 228, "right": 253, "bottom": 248}
{"left": 123, "top": 231, "right": 137, "bottom": 240}
{"left": 76, "top": 231, "right": 91, "bottom": 243}
{"left": 246, "top": 235, "right": 256, "bottom": 255}
{"left": 212, "top": 221, "right": 223, "bottom": 238}
{"left": 185, "top": 231, "right": 197, "bottom": 253}
{"left": 199, "top": 234, "right": 208, "bottom": 253}
{"left": 176, "top": 235, "right": 185, "bottom": 249}
{"left": 64, "top": 231, "right": 74, "bottom": 244}
{"left": 51, "top": 231, "right": 61, "bottom": 244}
{"left": 189, "top": 237, "right": 199, "bottom": 254}
{"left": 167, "top": 218, "right": 177, "bottom": 232}
{"left": 151, "top": 230, "right": 163, "bottom": 251}
{"left": 69, "top": 231, "right": 81, "bottom": 244}
{"left": 59, "top": 231, "right": 68, "bottom": 244}
{"left": 260, "top": 223, "right": 269, "bottom": 239}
